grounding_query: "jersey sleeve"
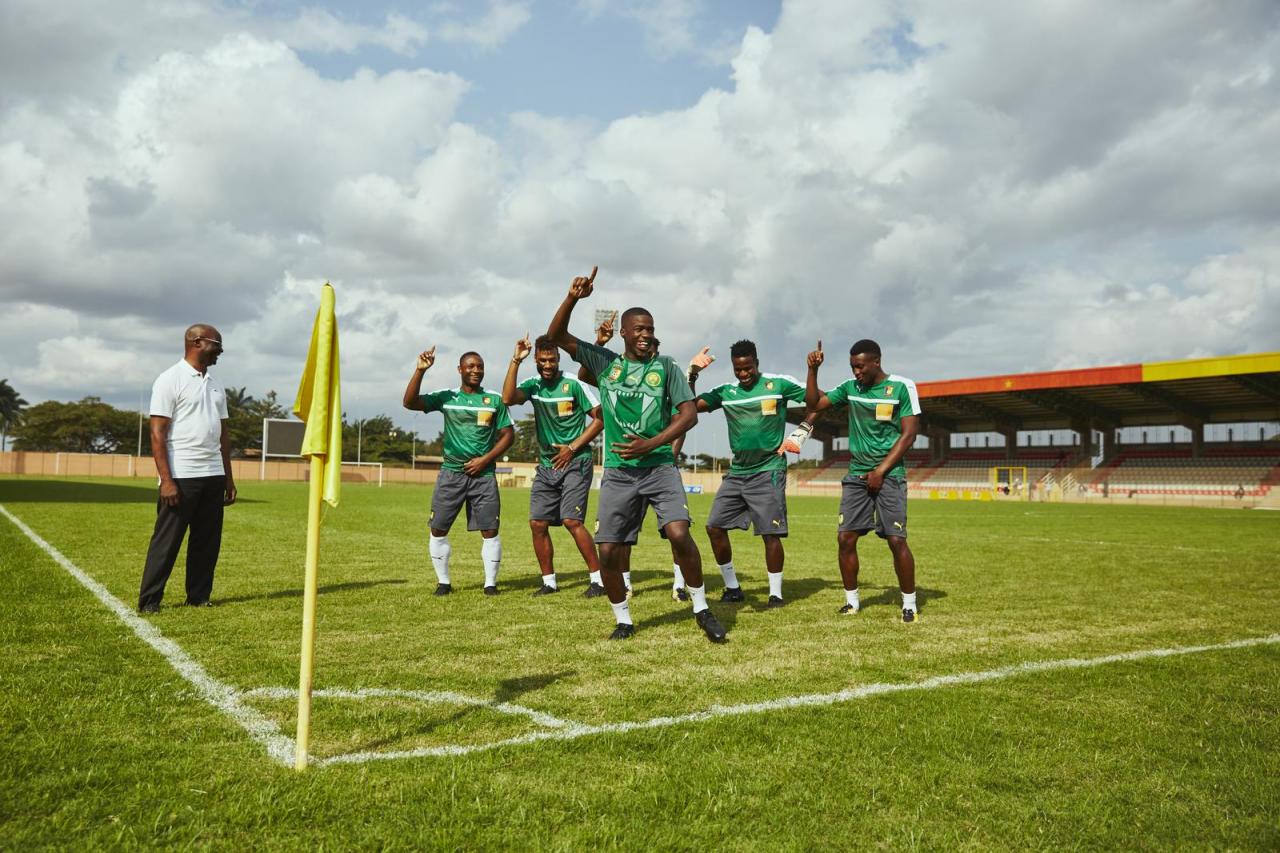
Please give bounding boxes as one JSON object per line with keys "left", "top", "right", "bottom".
{"left": 572, "top": 377, "right": 600, "bottom": 411}
{"left": 897, "top": 378, "right": 921, "bottom": 417}
{"left": 573, "top": 338, "right": 617, "bottom": 379}
{"left": 698, "top": 384, "right": 725, "bottom": 412}
{"left": 781, "top": 377, "right": 806, "bottom": 404}
{"left": 825, "top": 380, "right": 850, "bottom": 408}
{"left": 149, "top": 372, "right": 176, "bottom": 418}
{"left": 494, "top": 400, "right": 513, "bottom": 430}
{"left": 665, "top": 357, "right": 694, "bottom": 407}
{"left": 516, "top": 376, "right": 540, "bottom": 401}
{"left": 418, "top": 389, "right": 449, "bottom": 413}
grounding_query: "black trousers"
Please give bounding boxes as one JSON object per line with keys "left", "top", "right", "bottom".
{"left": 138, "top": 476, "right": 226, "bottom": 608}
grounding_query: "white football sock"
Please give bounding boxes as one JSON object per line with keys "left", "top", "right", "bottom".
{"left": 543, "top": 573, "right": 557, "bottom": 589}
{"left": 428, "top": 535, "right": 451, "bottom": 585}
{"left": 718, "top": 561, "right": 739, "bottom": 589}
{"left": 768, "top": 570, "right": 783, "bottom": 599}
{"left": 481, "top": 536, "right": 501, "bottom": 587}
{"left": 902, "top": 591, "right": 917, "bottom": 612}
{"left": 623, "top": 571, "right": 632, "bottom": 590}
{"left": 687, "top": 584, "right": 708, "bottom": 614}
{"left": 589, "top": 570, "right": 603, "bottom": 586}
{"left": 610, "top": 599, "right": 633, "bottom": 625}
{"left": 672, "top": 563, "right": 685, "bottom": 590}
{"left": 845, "top": 587, "right": 860, "bottom": 610}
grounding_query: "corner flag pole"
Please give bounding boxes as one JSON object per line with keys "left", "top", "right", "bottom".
{"left": 291, "top": 282, "right": 343, "bottom": 771}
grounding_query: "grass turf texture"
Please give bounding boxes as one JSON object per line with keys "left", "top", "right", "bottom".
{"left": 0, "top": 476, "right": 1277, "bottom": 849}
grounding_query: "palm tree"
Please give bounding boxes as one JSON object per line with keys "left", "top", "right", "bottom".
{"left": 0, "top": 379, "right": 28, "bottom": 452}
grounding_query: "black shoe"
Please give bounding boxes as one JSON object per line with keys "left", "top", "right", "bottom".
{"left": 185, "top": 599, "right": 213, "bottom": 608}
{"left": 483, "top": 585, "right": 499, "bottom": 596}
{"left": 767, "top": 595, "right": 785, "bottom": 609}
{"left": 672, "top": 587, "right": 690, "bottom": 602}
{"left": 695, "top": 609, "right": 727, "bottom": 643}
{"left": 584, "top": 583, "right": 607, "bottom": 598}
{"left": 609, "top": 623, "right": 636, "bottom": 640}
{"left": 531, "top": 584, "right": 560, "bottom": 597}
{"left": 837, "top": 603, "right": 859, "bottom": 615}
{"left": 432, "top": 583, "right": 452, "bottom": 596}
{"left": 720, "top": 586, "right": 745, "bottom": 603}
{"left": 902, "top": 608, "right": 917, "bottom": 623}
{"left": 138, "top": 603, "right": 160, "bottom": 614}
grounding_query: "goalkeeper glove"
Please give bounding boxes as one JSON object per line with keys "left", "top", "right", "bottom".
{"left": 780, "top": 422, "right": 813, "bottom": 454}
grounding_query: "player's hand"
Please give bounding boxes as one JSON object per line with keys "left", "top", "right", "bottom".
{"left": 551, "top": 444, "right": 575, "bottom": 470}
{"left": 569, "top": 266, "right": 598, "bottom": 300}
{"left": 612, "top": 433, "right": 655, "bottom": 460}
{"left": 462, "top": 457, "right": 487, "bottom": 477}
{"left": 807, "top": 339, "right": 823, "bottom": 370}
{"left": 687, "top": 346, "right": 714, "bottom": 377}
{"left": 595, "top": 311, "right": 617, "bottom": 346}
{"left": 224, "top": 480, "right": 237, "bottom": 506}
{"left": 416, "top": 346, "right": 436, "bottom": 371}
{"left": 862, "top": 469, "right": 884, "bottom": 493}
{"left": 159, "top": 477, "right": 180, "bottom": 507}
{"left": 513, "top": 334, "right": 532, "bottom": 362}
{"left": 778, "top": 421, "right": 813, "bottom": 455}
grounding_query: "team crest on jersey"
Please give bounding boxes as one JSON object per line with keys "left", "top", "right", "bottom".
{"left": 766, "top": 381, "right": 774, "bottom": 390}
{"left": 607, "top": 363, "right": 623, "bottom": 382}
{"left": 562, "top": 383, "right": 570, "bottom": 393}
{"left": 645, "top": 371, "right": 661, "bottom": 387}
{"left": 483, "top": 396, "right": 491, "bottom": 405}
{"left": 884, "top": 386, "right": 893, "bottom": 395}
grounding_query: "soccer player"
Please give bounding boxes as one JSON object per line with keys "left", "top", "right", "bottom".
{"left": 502, "top": 334, "right": 606, "bottom": 597}
{"left": 801, "top": 339, "right": 921, "bottom": 622}
{"left": 403, "top": 347, "right": 514, "bottom": 596}
{"left": 689, "top": 339, "right": 805, "bottom": 608}
{"left": 546, "top": 267, "right": 727, "bottom": 642}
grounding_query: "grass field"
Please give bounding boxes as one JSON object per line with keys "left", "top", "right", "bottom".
{"left": 1, "top": 475, "right": 1278, "bottom": 849}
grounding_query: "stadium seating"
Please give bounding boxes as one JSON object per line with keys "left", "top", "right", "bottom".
{"left": 1083, "top": 445, "right": 1280, "bottom": 497}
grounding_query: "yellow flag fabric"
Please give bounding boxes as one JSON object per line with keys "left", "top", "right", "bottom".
{"left": 293, "top": 283, "right": 342, "bottom": 507}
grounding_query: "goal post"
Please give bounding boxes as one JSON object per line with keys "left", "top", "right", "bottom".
{"left": 990, "top": 465, "right": 1029, "bottom": 499}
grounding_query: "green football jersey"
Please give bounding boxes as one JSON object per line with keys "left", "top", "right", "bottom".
{"left": 419, "top": 387, "right": 513, "bottom": 476}
{"left": 699, "top": 373, "right": 806, "bottom": 475}
{"left": 825, "top": 374, "right": 921, "bottom": 479}
{"left": 515, "top": 371, "right": 600, "bottom": 467}
{"left": 573, "top": 338, "right": 693, "bottom": 469}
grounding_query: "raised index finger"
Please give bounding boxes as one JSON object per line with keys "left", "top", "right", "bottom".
{"left": 817, "top": 339, "right": 822, "bottom": 352}
{"left": 588, "top": 265, "right": 598, "bottom": 283}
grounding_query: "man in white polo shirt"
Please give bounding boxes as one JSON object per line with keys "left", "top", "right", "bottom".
{"left": 138, "top": 324, "right": 237, "bottom": 613}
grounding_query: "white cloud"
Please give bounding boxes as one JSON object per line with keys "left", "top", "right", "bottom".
{"left": 435, "top": 0, "right": 532, "bottom": 50}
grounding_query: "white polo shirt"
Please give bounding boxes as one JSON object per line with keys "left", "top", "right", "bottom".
{"left": 150, "top": 358, "right": 229, "bottom": 478}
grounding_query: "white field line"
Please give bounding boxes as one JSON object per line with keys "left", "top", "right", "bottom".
{"left": 242, "top": 686, "right": 575, "bottom": 730}
{"left": 6, "top": 504, "right": 1278, "bottom": 770}
{"left": 0, "top": 504, "right": 297, "bottom": 768}
{"left": 318, "top": 632, "right": 1280, "bottom": 767}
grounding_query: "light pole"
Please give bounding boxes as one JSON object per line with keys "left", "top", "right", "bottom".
{"left": 357, "top": 419, "right": 363, "bottom": 464}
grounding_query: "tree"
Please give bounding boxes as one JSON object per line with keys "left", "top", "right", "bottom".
{"left": 11, "top": 397, "right": 138, "bottom": 453}
{"left": 342, "top": 414, "right": 429, "bottom": 466}
{"left": 226, "top": 388, "right": 290, "bottom": 455}
{"left": 0, "top": 379, "right": 28, "bottom": 452}
{"left": 507, "top": 415, "right": 540, "bottom": 462}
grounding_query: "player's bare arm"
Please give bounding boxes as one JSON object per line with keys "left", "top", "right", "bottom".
{"left": 219, "top": 419, "right": 237, "bottom": 505}
{"left": 402, "top": 346, "right": 436, "bottom": 411}
{"left": 552, "top": 405, "right": 604, "bottom": 470}
{"left": 150, "top": 415, "right": 179, "bottom": 507}
{"left": 864, "top": 414, "right": 920, "bottom": 492}
{"left": 612, "top": 400, "right": 698, "bottom": 460}
{"left": 545, "top": 266, "right": 598, "bottom": 358}
{"left": 803, "top": 339, "right": 825, "bottom": 409}
{"left": 501, "top": 335, "right": 532, "bottom": 406}
{"left": 463, "top": 425, "right": 515, "bottom": 477}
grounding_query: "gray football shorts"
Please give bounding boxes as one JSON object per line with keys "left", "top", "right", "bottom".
{"left": 706, "top": 470, "right": 789, "bottom": 537}
{"left": 594, "top": 465, "right": 691, "bottom": 545}
{"left": 430, "top": 468, "right": 501, "bottom": 532}
{"left": 529, "top": 456, "right": 593, "bottom": 525}
{"left": 838, "top": 474, "right": 908, "bottom": 539}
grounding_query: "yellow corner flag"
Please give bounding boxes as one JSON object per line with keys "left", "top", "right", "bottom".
{"left": 291, "top": 282, "right": 342, "bottom": 771}
{"left": 293, "top": 282, "right": 342, "bottom": 507}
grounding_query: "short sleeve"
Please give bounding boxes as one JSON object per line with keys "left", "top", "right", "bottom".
{"left": 516, "top": 376, "right": 540, "bottom": 400}
{"left": 825, "top": 381, "right": 850, "bottom": 408}
{"left": 494, "top": 401, "right": 513, "bottom": 430}
{"left": 698, "top": 384, "right": 725, "bottom": 412}
{"left": 149, "top": 372, "right": 176, "bottom": 418}
{"left": 782, "top": 378, "right": 806, "bottom": 404}
{"left": 573, "top": 338, "right": 617, "bottom": 379}
{"left": 418, "top": 389, "right": 448, "bottom": 413}
{"left": 572, "top": 378, "right": 600, "bottom": 410}
{"left": 664, "top": 357, "right": 693, "bottom": 407}
{"left": 215, "top": 384, "right": 229, "bottom": 419}
{"left": 898, "top": 379, "right": 921, "bottom": 417}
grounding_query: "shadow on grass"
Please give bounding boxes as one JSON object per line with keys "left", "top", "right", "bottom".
{"left": 0, "top": 479, "right": 263, "bottom": 504}
{"left": 856, "top": 584, "right": 948, "bottom": 612}
{"left": 215, "top": 578, "right": 408, "bottom": 605}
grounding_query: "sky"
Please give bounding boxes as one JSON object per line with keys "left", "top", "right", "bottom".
{"left": 2, "top": 0, "right": 1278, "bottom": 455}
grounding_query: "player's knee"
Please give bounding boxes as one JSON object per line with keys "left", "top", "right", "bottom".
{"left": 562, "top": 518, "right": 582, "bottom": 532}
{"left": 529, "top": 519, "right": 550, "bottom": 534}
{"left": 886, "top": 535, "right": 910, "bottom": 552}
{"left": 837, "top": 531, "right": 859, "bottom": 549}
